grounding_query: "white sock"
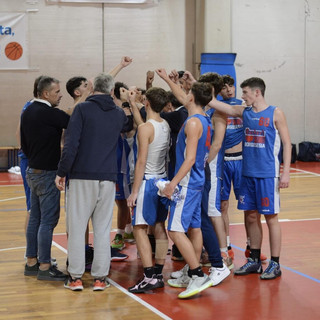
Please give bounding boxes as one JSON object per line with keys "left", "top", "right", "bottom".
{"left": 124, "top": 224, "right": 132, "bottom": 234}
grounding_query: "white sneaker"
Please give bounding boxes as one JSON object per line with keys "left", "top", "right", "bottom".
{"left": 167, "top": 274, "right": 191, "bottom": 288}
{"left": 170, "top": 264, "right": 189, "bottom": 279}
{"left": 178, "top": 274, "right": 213, "bottom": 299}
{"left": 209, "top": 264, "right": 230, "bottom": 286}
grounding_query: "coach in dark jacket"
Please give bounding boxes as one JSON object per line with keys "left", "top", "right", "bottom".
{"left": 55, "top": 73, "right": 133, "bottom": 291}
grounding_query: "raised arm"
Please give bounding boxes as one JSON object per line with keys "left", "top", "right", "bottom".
{"left": 208, "top": 96, "right": 244, "bottom": 118}
{"left": 208, "top": 112, "right": 227, "bottom": 162}
{"left": 108, "top": 56, "right": 133, "bottom": 78}
{"left": 128, "top": 89, "right": 144, "bottom": 126}
{"left": 155, "top": 68, "right": 187, "bottom": 106}
{"left": 274, "top": 107, "right": 291, "bottom": 188}
{"left": 146, "top": 70, "right": 154, "bottom": 90}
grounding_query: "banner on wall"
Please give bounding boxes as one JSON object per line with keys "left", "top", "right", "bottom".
{"left": 0, "top": 13, "right": 28, "bottom": 70}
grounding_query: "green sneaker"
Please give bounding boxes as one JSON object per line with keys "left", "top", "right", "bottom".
{"left": 111, "top": 234, "right": 125, "bottom": 250}
{"left": 123, "top": 232, "right": 135, "bottom": 243}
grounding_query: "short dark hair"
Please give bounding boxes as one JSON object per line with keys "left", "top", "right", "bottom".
{"left": 114, "top": 81, "right": 128, "bottom": 99}
{"left": 240, "top": 77, "right": 266, "bottom": 97}
{"left": 167, "top": 91, "right": 181, "bottom": 109}
{"left": 145, "top": 87, "right": 169, "bottom": 113}
{"left": 222, "top": 75, "right": 235, "bottom": 86}
{"left": 198, "top": 72, "right": 223, "bottom": 97}
{"left": 37, "top": 76, "right": 59, "bottom": 97}
{"left": 33, "top": 75, "right": 45, "bottom": 98}
{"left": 66, "top": 76, "right": 87, "bottom": 98}
{"left": 191, "top": 82, "right": 213, "bottom": 107}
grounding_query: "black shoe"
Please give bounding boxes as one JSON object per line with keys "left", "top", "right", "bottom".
{"left": 37, "top": 265, "right": 67, "bottom": 281}
{"left": 24, "top": 262, "right": 39, "bottom": 276}
{"left": 111, "top": 247, "right": 128, "bottom": 261}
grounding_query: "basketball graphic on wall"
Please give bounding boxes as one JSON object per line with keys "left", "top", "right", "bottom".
{"left": 5, "top": 42, "right": 23, "bottom": 61}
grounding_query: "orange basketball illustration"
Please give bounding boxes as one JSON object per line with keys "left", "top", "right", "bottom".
{"left": 5, "top": 42, "right": 23, "bottom": 61}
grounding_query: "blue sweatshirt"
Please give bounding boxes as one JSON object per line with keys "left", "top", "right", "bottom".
{"left": 57, "top": 94, "right": 133, "bottom": 181}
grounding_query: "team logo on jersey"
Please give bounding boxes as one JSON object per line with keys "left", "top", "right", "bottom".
{"left": 244, "top": 127, "right": 266, "bottom": 148}
{"left": 227, "top": 117, "right": 243, "bottom": 129}
{"left": 239, "top": 195, "right": 245, "bottom": 205}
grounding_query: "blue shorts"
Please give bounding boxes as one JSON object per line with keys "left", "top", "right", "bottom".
{"left": 132, "top": 178, "right": 168, "bottom": 226}
{"left": 167, "top": 186, "right": 202, "bottom": 232}
{"left": 221, "top": 158, "right": 242, "bottom": 201}
{"left": 237, "top": 176, "right": 280, "bottom": 214}
{"left": 115, "top": 173, "right": 131, "bottom": 200}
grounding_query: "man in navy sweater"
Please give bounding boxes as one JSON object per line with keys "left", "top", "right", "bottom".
{"left": 55, "top": 73, "right": 133, "bottom": 291}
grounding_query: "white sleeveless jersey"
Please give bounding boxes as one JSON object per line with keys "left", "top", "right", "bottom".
{"left": 145, "top": 119, "right": 170, "bottom": 175}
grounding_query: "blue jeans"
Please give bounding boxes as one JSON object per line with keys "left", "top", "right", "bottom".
{"left": 19, "top": 156, "right": 31, "bottom": 211}
{"left": 26, "top": 168, "right": 60, "bottom": 263}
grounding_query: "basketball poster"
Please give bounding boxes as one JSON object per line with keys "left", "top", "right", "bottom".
{"left": 0, "top": 13, "right": 28, "bottom": 69}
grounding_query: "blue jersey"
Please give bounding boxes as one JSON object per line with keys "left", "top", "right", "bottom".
{"left": 221, "top": 98, "right": 243, "bottom": 150}
{"left": 242, "top": 105, "right": 281, "bottom": 178}
{"left": 117, "top": 134, "right": 131, "bottom": 178}
{"left": 175, "top": 114, "right": 212, "bottom": 189}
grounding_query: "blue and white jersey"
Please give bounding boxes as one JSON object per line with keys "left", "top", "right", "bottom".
{"left": 175, "top": 114, "right": 212, "bottom": 189}
{"left": 242, "top": 105, "right": 280, "bottom": 178}
{"left": 18, "top": 100, "right": 33, "bottom": 159}
{"left": 221, "top": 98, "right": 243, "bottom": 150}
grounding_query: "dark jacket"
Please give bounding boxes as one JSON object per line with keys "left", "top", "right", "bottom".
{"left": 21, "top": 100, "right": 70, "bottom": 170}
{"left": 57, "top": 94, "right": 133, "bottom": 181}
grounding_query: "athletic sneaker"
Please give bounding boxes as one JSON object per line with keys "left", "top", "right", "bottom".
{"left": 260, "top": 260, "right": 282, "bottom": 280}
{"left": 37, "top": 265, "right": 68, "bottom": 281}
{"left": 171, "top": 244, "right": 184, "bottom": 261}
{"left": 93, "top": 278, "right": 110, "bottom": 291}
{"left": 123, "top": 232, "right": 135, "bottom": 243}
{"left": 221, "top": 252, "right": 234, "bottom": 270}
{"left": 209, "top": 264, "right": 231, "bottom": 286}
{"left": 178, "top": 274, "right": 213, "bottom": 299}
{"left": 245, "top": 247, "right": 267, "bottom": 262}
{"left": 154, "top": 274, "right": 165, "bottom": 288}
{"left": 170, "top": 264, "right": 189, "bottom": 279}
{"left": 111, "top": 247, "right": 128, "bottom": 261}
{"left": 128, "top": 274, "right": 162, "bottom": 293}
{"left": 64, "top": 276, "right": 83, "bottom": 291}
{"left": 234, "top": 258, "right": 263, "bottom": 275}
{"left": 168, "top": 274, "right": 191, "bottom": 288}
{"left": 227, "top": 247, "right": 235, "bottom": 260}
{"left": 24, "top": 262, "right": 39, "bottom": 276}
{"left": 85, "top": 245, "right": 94, "bottom": 271}
{"left": 111, "top": 234, "right": 125, "bottom": 250}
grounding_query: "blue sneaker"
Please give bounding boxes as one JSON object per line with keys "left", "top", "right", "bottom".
{"left": 234, "top": 258, "right": 262, "bottom": 275}
{"left": 111, "top": 247, "right": 128, "bottom": 261}
{"left": 260, "top": 260, "right": 281, "bottom": 280}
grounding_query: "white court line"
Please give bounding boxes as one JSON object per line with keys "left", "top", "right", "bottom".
{"left": 0, "top": 246, "right": 26, "bottom": 252}
{"left": 0, "top": 196, "right": 26, "bottom": 202}
{"left": 108, "top": 278, "right": 172, "bottom": 320}
{"left": 290, "top": 168, "right": 320, "bottom": 177}
{"left": 51, "top": 240, "right": 172, "bottom": 320}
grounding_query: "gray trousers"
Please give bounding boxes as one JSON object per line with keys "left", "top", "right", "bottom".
{"left": 66, "top": 179, "right": 115, "bottom": 279}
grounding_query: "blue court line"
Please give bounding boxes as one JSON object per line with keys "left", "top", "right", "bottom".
{"left": 232, "top": 244, "right": 320, "bottom": 284}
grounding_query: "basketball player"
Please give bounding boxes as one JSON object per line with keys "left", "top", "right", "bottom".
{"left": 209, "top": 77, "right": 291, "bottom": 280}
{"left": 126, "top": 87, "right": 170, "bottom": 294}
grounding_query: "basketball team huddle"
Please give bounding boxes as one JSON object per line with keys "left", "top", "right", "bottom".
{"left": 21, "top": 56, "right": 291, "bottom": 299}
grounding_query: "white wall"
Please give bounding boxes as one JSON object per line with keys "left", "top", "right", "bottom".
{"left": 0, "top": 0, "right": 319, "bottom": 147}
